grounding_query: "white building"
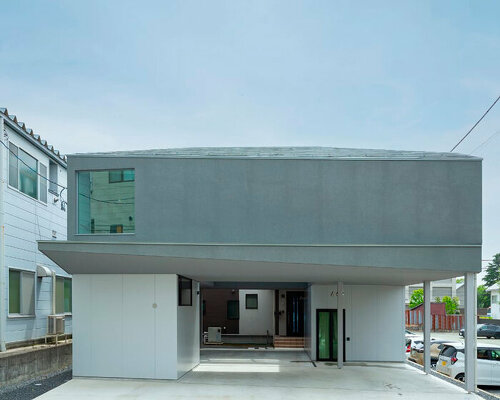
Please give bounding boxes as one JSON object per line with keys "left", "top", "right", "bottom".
{"left": 487, "top": 284, "right": 500, "bottom": 319}
{"left": 0, "top": 108, "right": 70, "bottom": 351}
{"left": 405, "top": 278, "right": 457, "bottom": 305}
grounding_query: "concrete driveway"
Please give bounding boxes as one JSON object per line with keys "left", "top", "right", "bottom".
{"left": 36, "top": 349, "right": 480, "bottom": 399}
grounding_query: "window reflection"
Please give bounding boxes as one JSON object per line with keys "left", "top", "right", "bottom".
{"left": 77, "top": 169, "right": 135, "bottom": 234}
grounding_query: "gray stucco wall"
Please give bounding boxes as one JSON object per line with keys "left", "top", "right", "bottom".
{"left": 66, "top": 156, "right": 481, "bottom": 247}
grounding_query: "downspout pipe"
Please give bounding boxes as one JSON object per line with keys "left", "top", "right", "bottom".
{"left": 0, "top": 117, "right": 7, "bottom": 351}
{"left": 51, "top": 270, "right": 56, "bottom": 315}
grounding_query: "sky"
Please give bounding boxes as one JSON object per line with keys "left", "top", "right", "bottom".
{"left": 0, "top": 0, "right": 499, "bottom": 273}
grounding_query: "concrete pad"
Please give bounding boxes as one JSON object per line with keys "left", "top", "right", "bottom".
{"left": 37, "top": 349, "right": 480, "bottom": 399}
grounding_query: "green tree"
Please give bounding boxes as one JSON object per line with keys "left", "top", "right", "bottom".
{"left": 409, "top": 289, "right": 424, "bottom": 308}
{"left": 442, "top": 296, "right": 460, "bottom": 315}
{"left": 484, "top": 253, "right": 500, "bottom": 288}
{"left": 477, "top": 285, "right": 491, "bottom": 308}
{"left": 456, "top": 278, "right": 464, "bottom": 284}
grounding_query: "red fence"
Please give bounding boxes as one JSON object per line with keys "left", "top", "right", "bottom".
{"left": 405, "top": 309, "right": 464, "bottom": 331}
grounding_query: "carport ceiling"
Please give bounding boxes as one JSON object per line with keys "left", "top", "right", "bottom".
{"left": 38, "top": 241, "right": 479, "bottom": 286}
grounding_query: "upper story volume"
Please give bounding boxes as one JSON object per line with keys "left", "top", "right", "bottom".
{"left": 66, "top": 147, "right": 481, "bottom": 247}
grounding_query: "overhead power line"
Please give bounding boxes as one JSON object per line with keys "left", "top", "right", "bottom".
{"left": 469, "top": 129, "right": 500, "bottom": 154}
{"left": 450, "top": 95, "right": 500, "bottom": 152}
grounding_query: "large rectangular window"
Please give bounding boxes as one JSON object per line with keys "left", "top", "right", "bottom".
{"left": 9, "top": 269, "right": 35, "bottom": 315}
{"left": 9, "top": 143, "right": 42, "bottom": 200}
{"left": 56, "top": 277, "right": 72, "bottom": 314}
{"left": 77, "top": 169, "right": 135, "bottom": 234}
{"left": 19, "top": 148, "right": 38, "bottom": 199}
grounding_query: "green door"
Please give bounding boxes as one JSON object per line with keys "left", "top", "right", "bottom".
{"left": 317, "top": 309, "right": 339, "bottom": 361}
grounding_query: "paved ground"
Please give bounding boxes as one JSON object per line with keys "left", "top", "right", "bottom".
{"left": 36, "top": 348, "right": 479, "bottom": 399}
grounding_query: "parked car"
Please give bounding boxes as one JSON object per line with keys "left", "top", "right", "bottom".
{"left": 405, "top": 330, "right": 419, "bottom": 354}
{"left": 436, "top": 343, "right": 500, "bottom": 385}
{"left": 460, "top": 324, "right": 500, "bottom": 339}
{"left": 409, "top": 340, "right": 459, "bottom": 367}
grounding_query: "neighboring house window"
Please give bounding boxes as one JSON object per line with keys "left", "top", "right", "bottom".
{"left": 9, "top": 269, "right": 35, "bottom": 315}
{"left": 8, "top": 143, "right": 19, "bottom": 188}
{"left": 49, "top": 161, "right": 58, "bottom": 194}
{"left": 39, "top": 163, "right": 47, "bottom": 203}
{"left": 9, "top": 143, "right": 42, "bottom": 200}
{"left": 227, "top": 300, "right": 239, "bottom": 320}
{"left": 56, "top": 277, "right": 72, "bottom": 314}
{"left": 178, "top": 276, "right": 192, "bottom": 306}
{"left": 246, "top": 294, "right": 258, "bottom": 309}
{"left": 110, "top": 224, "right": 123, "bottom": 233}
{"left": 77, "top": 169, "right": 135, "bottom": 234}
{"left": 493, "top": 295, "right": 498, "bottom": 304}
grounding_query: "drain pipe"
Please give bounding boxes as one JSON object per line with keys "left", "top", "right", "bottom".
{"left": 51, "top": 270, "right": 56, "bottom": 315}
{"left": 0, "top": 117, "right": 7, "bottom": 351}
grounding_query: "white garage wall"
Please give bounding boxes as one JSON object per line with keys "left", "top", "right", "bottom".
{"left": 72, "top": 274, "right": 178, "bottom": 379}
{"left": 309, "top": 284, "right": 404, "bottom": 362}
{"left": 177, "top": 281, "right": 200, "bottom": 378}
{"left": 347, "top": 285, "right": 404, "bottom": 362}
{"left": 238, "top": 290, "right": 274, "bottom": 335}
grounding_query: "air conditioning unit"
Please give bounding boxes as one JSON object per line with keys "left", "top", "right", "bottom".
{"left": 207, "top": 327, "right": 222, "bottom": 343}
{"left": 48, "top": 315, "right": 65, "bottom": 335}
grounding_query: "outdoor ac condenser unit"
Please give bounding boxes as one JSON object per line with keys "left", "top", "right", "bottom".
{"left": 48, "top": 315, "right": 65, "bottom": 335}
{"left": 207, "top": 327, "right": 222, "bottom": 343}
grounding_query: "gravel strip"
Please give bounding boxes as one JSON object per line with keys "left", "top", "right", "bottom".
{"left": 0, "top": 369, "right": 72, "bottom": 400}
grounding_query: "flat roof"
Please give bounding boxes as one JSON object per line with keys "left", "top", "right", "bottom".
{"left": 71, "top": 146, "right": 481, "bottom": 161}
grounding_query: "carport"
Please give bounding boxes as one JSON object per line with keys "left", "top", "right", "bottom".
{"left": 39, "top": 241, "right": 480, "bottom": 392}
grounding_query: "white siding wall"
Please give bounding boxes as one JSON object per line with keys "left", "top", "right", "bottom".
{"left": 177, "top": 281, "right": 200, "bottom": 378}
{"left": 73, "top": 274, "right": 200, "bottom": 380}
{"left": 2, "top": 124, "right": 69, "bottom": 344}
{"left": 238, "top": 290, "right": 274, "bottom": 336}
{"left": 309, "top": 284, "right": 405, "bottom": 362}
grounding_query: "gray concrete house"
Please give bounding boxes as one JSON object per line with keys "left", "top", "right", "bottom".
{"left": 38, "top": 147, "right": 481, "bottom": 389}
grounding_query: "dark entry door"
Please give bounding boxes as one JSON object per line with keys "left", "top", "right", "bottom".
{"left": 316, "top": 309, "right": 345, "bottom": 361}
{"left": 286, "top": 291, "right": 304, "bottom": 337}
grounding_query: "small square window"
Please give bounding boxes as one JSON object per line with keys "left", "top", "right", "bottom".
{"left": 178, "top": 276, "right": 192, "bottom": 306}
{"left": 246, "top": 294, "right": 258, "bottom": 309}
{"left": 227, "top": 300, "right": 239, "bottom": 320}
{"left": 9, "top": 269, "right": 35, "bottom": 315}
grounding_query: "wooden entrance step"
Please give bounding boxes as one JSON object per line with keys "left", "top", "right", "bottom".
{"left": 273, "top": 336, "right": 305, "bottom": 348}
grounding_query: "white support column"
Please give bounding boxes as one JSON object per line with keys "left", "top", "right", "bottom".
{"left": 337, "top": 281, "right": 344, "bottom": 369}
{"left": 464, "top": 272, "right": 477, "bottom": 393}
{"left": 423, "top": 281, "right": 431, "bottom": 374}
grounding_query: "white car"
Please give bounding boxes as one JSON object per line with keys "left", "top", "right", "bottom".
{"left": 436, "top": 343, "right": 500, "bottom": 385}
